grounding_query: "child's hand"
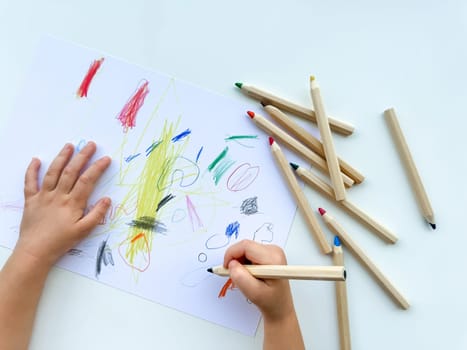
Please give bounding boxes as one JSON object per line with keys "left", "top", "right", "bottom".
{"left": 15, "top": 142, "right": 111, "bottom": 268}
{"left": 223, "top": 239, "right": 295, "bottom": 322}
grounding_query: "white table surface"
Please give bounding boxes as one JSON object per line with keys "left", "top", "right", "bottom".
{"left": 1, "top": 1, "right": 466, "bottom": 349}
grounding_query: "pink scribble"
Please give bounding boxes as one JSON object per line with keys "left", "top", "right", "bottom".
{"left": 186, "top": 195, "right": 203, "bottom": 232}
{"left": 117, "top": 80, "right": 150, "bottom": 132}
{"left": 76, "top": 58, "right": 104, "bottom": 98}
{"left": 227, "top": 163, "right": 260, "bottom": 192}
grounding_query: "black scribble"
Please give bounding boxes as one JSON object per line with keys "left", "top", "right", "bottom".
{"left": 95, "top": 239, "right": 107, "bottom": 278}
{"left": 156, "top": 193, "right": 175, "bottom": 212}
{"left": 127, "top": 216, "right": 168, "bottom": 233}
{"left": 95, "top": 239, "right": 115, "bottom": 279}
{"left": 240, "top": 196, "right": 258, "bottom": 215}
{"left": 67, "top": 248, "right": 84, "bottom": 257}
{"left": 103, "top": 245, "right": 114, "bottom": 267}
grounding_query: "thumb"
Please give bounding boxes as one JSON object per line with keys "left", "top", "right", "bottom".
{"left": 228, "top": 260, "right": 264, "bottom": 301}
{"left": 77, "top": 197, "right": 111, "bottom": 235}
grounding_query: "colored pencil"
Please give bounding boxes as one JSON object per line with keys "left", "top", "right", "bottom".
{"left": 291, "top": 163, "right": 398, "bottom": 243}
{"left": 319, "top": 208, "right": 410, "bottom": 309}
{"left": 332, "top": 236, "right": 352, "bottom": 350}
{"left": 207, "top": 265, "right": 346, "bottom": 281}
{"left": 269, "top": 137, "right": 332, "bottom": 254}
{"left": 309, "top": 76, "right": 346, "bottom": 201}
{"left": 263, "top": 104, "right": 364, "bottom": 184}
{"left": 247, "top": 111, "right": 354, "bottom": 187}
{"left": 235, "top": 82, "right": 354, "bottom": 136}
{"left": 384, "top": 108, "right": 436, "bottom": 229}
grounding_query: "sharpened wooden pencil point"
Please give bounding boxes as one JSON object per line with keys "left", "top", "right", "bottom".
{"left": 333, "top": 235, "right": 352, "bottom": 350}
{"left": 269, "top": 140, "right": 332, "bottom": 254}
{"left": 264, "top": 104, "right": 364, "bottom": 184}
{"left": 235, "top": 82, "right": 355, "bottom": 135}
{"left": 208, "top": 265, "right": 346, "bottom": 281}
{"left": 321, "top": 209, "right": 410, "bottom": 309}
{"left": 384, "top": 108, "right": 436, "bottom": 230}
{"left": 293, "top": 164, "right": 398, "bottom": 243}
{"left": 248, "top": 111, "right": 355, "bottom": 187}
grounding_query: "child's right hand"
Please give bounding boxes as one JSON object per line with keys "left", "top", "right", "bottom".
{"left": 223, "top": 239, "right": 296, "bottom": 322}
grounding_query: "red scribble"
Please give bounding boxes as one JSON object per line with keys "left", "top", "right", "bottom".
{"left": 117, "top": 80, "right": 150, "bottom": 132}
{"left": 118, "top": 232, "right": 151, "bottom": 272}
{"left": 186, "top": 195, "right": 203, "bottom": 232}
{"left": 227, "top": 163, "right": 260, "bottom": 192}
{"left": 218, "top": 278, "right": 234, "bottom": 298}
{"left": 76, "top": 58, "right": 104, "bottom": 98}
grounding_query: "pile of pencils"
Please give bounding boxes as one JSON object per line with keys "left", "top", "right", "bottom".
{"left": 236, "top": 77, "right": 436, "bottom": 350}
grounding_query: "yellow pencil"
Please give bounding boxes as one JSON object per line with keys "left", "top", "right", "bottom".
{"left": 207, "top": 265, "right": 346, "bottom": 281}
{"left": 269, "top": 137, "right": 332, "bottom": 255}
{"left": 247, "top": 111, "right": 354, "bottom": 188}
{"left": 310, "top": 76, "right": 346, "bottom": 201}
{"left": 384, "top": 108, "right": 436, "bottom": 229}
{"left": 319, "top": 208, "right": 409, "bottom": 309}
{"left": 263, "top": 104, "right": 364, "bottom": 184}
{"left": 333, "top": 236, "right": 352, "bottom": 350}
{"left": 235, "top": 82, "right": 354, "bottom": 135}
{"left": 291, "top": 163, "right": 398, "bottom": 244}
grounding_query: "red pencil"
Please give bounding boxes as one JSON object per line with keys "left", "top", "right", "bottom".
{"left": 319, "top": 208, "right": 409, "bottom": 309}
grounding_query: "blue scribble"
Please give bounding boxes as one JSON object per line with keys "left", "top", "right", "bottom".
{"left": 171, "top": 129, "right": 191, "bottom": 142}
{"left": 124, "top": 153, "right": 141, "bottom": 163}
{"left": 196, "top": 146, "right": 203, "bottom": 163}
{"left": 225, "top": 221, "right": 240, "bottom": 239}
{"left": 145, "top": 140, "right": 161, "bottom": 156}
{"left": 76, "top": 139, "right": 87, "bottom": 152}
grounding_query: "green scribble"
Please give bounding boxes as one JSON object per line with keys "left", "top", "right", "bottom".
{"left": 213, "top": 159, "right": 235, "bottom": 185}
{"left": 208, "top": 147, "right": 229, "bottom": 171}
{"left": 224, "top": 135, "right": 258, "bottom": 141}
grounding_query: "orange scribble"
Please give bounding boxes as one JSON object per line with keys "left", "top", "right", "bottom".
{"left": 76, "top": 58, "right": 104, "bottom": 98}
{"left": 218, "top": 278, "right": 234, "bottom": 298}
{"left": 118, "top": 232, "right": 151, "bottom": 272}
{"left": 130, "top": 232, "right": 145, "bottom": 244}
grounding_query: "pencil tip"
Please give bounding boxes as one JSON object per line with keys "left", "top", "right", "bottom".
{"left": 429, "top": 223, "right": 436, "bottom": 230}
{"left": 343, "top": 269, "right": 347, "bottom": 280}
{"left": 318, "top": 207, "right": 326, "bottom": 216}
{"left": 207, "top": 267, "right": 213, "bottom": 273}
{"left": 268, "top": 137, "right": 275, "bottom": 145}
{"left": 334, "top": 235, "right": 341, "bottom": 246}
{"left": 290, "top": 162, "right": 299, "bottom": 171}
{"left": 235, "top": 82, "right": 243, "bottom": 89}
{"left": 247, "top": 111, "right": 255, "bottom": 119}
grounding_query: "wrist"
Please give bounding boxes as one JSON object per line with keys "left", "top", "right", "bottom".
{"left": 9, "top": 247, "right": 53, "bottom": 277}
{"left": 263, "top": 304, "right": 297, "bottom": 325}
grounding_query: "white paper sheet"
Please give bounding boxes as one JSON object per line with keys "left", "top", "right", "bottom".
{"left": 0, "top": 37, "right": 300, "bottom": 335}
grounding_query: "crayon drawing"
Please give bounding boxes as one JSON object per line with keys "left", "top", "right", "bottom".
{"left": 0, "top": 37, "right": 299, "bottom": 336}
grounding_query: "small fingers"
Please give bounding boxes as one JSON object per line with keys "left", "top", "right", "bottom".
{"left": 42, "top": 143, "right": 74, "bottom": 191}
{"left": 24, "top": 158, "right": 41, "bottom": 199}
{"left": 227, "top": 260, "right": 264, "bottom": 302}
{"left": 56, "top": 142, "right": 97, "bottom": 193}
{"left": 223, "top": 239, "right": 286, "bottom": 267}
{"left": 76, "top": 197, "right": 111, "bottom": 236}
{"left": 70, "top": 156, "right": 111, "bottom": 205}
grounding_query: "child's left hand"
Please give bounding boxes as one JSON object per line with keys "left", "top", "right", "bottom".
{"left": 15, "top": 141, "right": 111, "bottom": 268}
